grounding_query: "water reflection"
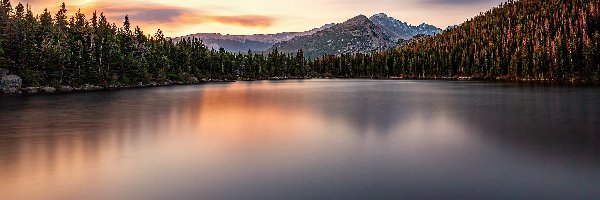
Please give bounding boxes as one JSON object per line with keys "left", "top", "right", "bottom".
{"left": 0, "top": 80, "right": 599, "bottom": 200}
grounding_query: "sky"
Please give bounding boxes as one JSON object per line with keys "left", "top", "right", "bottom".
{"left": 12, "top": 0, "right": 507, "bottom": 37}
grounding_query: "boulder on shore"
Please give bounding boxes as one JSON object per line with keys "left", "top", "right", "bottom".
{"left": 22, "top": 87, "right": 41, "bottom": 94}
{"left": 82, "top": 84, "right": 103, "bottom": 91}
{"left": 60, "top": 86, "right": 74, "bottom": 92}
{"left": 1, "top": 75, "right": 23, "bottom": 94}
{"left": 3, "top": 87, "right": 19, "bottom": 94}
{"left": 188, "top": 76, "right": 199, "bottom": 84}
{"left": 1, "top": 75, "right": 22, "bottom": 87}
{"left": 42, "top": 86, "right": 57, "bottom": 93}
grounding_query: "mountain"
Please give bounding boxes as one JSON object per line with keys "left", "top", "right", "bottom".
{"left": 369, "top": 13, "right": 442, "bottom": 41}
{"left": 174, "top": 23, "right": 335, "bottom": 52}
{"left": 174, "top": 13, "right": 441, "bottom": 55}
{"left": 270, "top": 15, "right": 399, "bottom": 58}
{"left": 241, "top": 24, "right": 336, "bottom": 43}
{"left": 269, "top": 14, "right": 442, "bottom": 58}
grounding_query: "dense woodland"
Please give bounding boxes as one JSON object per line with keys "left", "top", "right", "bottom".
{"left": 0, "top": 2, "right": 314, "bottom": 88}
{"left": 315, "top": 0, "right": 600, "bottom": 80}
{"left": 0, "top": 0, "right": 598, "bottom": 90}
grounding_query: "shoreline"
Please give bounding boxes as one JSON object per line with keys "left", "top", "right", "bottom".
{"left": 1, "top": 80, "right": 236, "bottom": 96}
{"left": 2, "top": 77, "right": 598, "bottom": 96}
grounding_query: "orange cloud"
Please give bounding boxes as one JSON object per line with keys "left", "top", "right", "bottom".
{"left": 207, "top": 15, "right": 274, "bottom": 27}
{"left": 73, "top": 2, "right": 274, "bottom": 28}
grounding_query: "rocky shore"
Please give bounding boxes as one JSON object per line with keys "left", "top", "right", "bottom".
{"left": 2, "top": 67, "right": 596, "bottom": 95}
{"left": 0, "top": 68, "right": 224, "bottom": 95}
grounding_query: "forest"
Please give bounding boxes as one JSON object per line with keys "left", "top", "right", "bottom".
{"left": 0, "top": 0, "right": 598, "bottom": 92}
{"left": 314, "top": 0, "right": 600, "bottom": 80}
{"left": 0, "top": 2, "right": 314, "bottom": 89}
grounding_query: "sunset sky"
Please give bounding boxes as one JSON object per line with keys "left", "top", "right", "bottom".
{"left": 13, "top": 0, "right": 506, "bottom": 37}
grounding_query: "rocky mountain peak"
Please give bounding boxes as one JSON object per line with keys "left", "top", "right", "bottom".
{"left": 372, "top": 13, "right": 389, "bottom": 18}
{"left": 369, "top": 13, "right": 442, "bottom": 41}
{"left": 345, "top": 15, "right": 370, "bottom": 24}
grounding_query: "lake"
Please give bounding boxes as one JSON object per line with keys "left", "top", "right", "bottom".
{"left": 0, "top": 80, "right": 599, "bottom": 200}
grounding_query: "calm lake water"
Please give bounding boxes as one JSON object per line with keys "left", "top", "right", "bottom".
{"left": 0, "top": 80, "right": 599, "bottom": 200}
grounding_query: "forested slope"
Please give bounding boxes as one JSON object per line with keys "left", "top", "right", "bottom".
{"left": 312, "top": 0, "right": 600, "bottom": 80}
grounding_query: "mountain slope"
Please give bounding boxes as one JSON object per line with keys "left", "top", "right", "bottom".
{"left": 369, "top": 13, "right": 442, "bottom": 41}
{"left": 396, "top": 0, "right": 599, "bottom": 80}
{"left": 197, "top": 38, "right": 273, "bottom": 52}
{"left": 174, "top": 24, "right": 335, "bottom": 52}
{"left": 271, "top": 15, "right": 398, "bottom": 58}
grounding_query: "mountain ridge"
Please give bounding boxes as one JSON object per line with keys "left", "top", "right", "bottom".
{"left": 269, "top": 13, "right": 442, "bottom": 58}
{"left": 173, "top": 23, "right": 335, "bottom": 52}
{"left": 270, "top": 14, "right": 397, "bottom": 58}
{"left": 174, "top": 13, "right": 441, "bottom": 55}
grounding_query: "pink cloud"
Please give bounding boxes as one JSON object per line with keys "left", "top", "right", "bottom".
{"left": 74, "top": 2, "right": 275, "bottom": 28}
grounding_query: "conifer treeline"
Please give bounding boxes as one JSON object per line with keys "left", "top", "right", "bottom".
{"left": 314, "top": 0, "right": 600, "bottom": 80}
{"left": 1, "top": 0, "right": 599, "bottom": 89}
{"left": 0, "top": 2, "right": 313, "bottom": 87}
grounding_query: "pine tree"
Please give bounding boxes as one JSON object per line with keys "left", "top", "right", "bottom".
{"left": 0, "top": 0, "right": 12, "bottom": 63}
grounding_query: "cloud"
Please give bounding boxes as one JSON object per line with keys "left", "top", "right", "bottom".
{"left": 206, "top": 15, "right": 274, "bottom": 27}
{"left": 76, "top": 2, "right": 274, "bottom": 28}
{"left": 101, "top": 5, "right": 186, "bottom": 23}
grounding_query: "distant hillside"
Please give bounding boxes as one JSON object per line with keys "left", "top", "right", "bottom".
{"left": 270, "top": 14, "right": 441, "bottom": 58}
{"left": 197, "top": 38, "right": 272, "bottom": 52}
{"left": 173, "top": 24, "right": 335, "bottom": 52}
{"left": 270, "top": 15, "right": 393, "bottom": 58}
